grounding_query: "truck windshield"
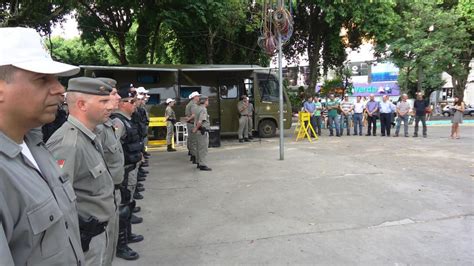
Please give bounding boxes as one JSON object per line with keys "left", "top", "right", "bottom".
{"left": 259, "top": 79, "right": 285, "bottom": 103}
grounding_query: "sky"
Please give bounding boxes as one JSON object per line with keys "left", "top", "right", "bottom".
{"left": 51, "top": 13, "right": 80, "bottom": 39}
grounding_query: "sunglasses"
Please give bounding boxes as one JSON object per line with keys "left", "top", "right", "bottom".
{"left": 122, "top": 98, "right": 136, "bottom": 104}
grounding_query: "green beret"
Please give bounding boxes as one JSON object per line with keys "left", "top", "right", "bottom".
{"left": 96, "top": 77, "right": 117, "bottom": 88}
{"left": 67, "top": 77, "right": 112, "bottom": 96}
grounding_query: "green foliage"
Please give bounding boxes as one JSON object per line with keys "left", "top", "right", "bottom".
{"left": 397, "top": 67, "right": 445, "bottom": 98}
{"left": 379, "top": 1, "right": 472, "bottom": 98}
{"left": 284, "top": 0, "right": 397, "bottom": 93}
{"left": 49, "top": 36, "right": 119, "bottom": 66}
{"left": 0, "top": 0, "right": 73, "bottom": 34}
{"left": 320, "top": 77, "right": 344, "bottom": 97}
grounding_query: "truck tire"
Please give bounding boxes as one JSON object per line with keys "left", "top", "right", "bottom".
{"left": 258, "top": 119, "right": 277, "bottom": 138}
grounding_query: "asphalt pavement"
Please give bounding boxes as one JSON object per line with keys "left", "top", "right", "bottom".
{"left": 114, "top": 124, "right": 473, "bottom": 265}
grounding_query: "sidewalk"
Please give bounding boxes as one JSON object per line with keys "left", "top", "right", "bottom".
{"left": 114, "top": 126, "right": 473, "bottom": 265}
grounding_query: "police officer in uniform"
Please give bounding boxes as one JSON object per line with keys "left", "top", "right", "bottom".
{"left": 237, "top": 95, "right": 250, "bottom": 142}
{"left": 186, "top": 91, "right": 201, "bottom": 164}
{"left": 193, "top": 95, "right": 212, "bottom": 171}
{"left": 47, "top": 77, "right": 115, "bottom": 265}
{"left": 95, "top": 77, "right": 135, "bottom": 264}
{"left": 110, "top": 86, "right": 144, "bottom": 260}
{"left": 131, "top": 86, "right": 148, "bottom": 199}
{"left": 165, "top": 98, "right": 177, "bottom": 152}
{"left": 0, "top": 27, "right": 85, "bottom": 266}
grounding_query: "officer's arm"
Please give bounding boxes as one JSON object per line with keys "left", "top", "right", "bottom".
{"left": 0, "top": 223, "right": 14, "bottom": 266}
{"left": 0, "top": 194, "right": 15, "bottom": 266}
{"left": 113, "top": 118, "right": 126, "bottom": 140}
{"left": 48, "top": 140, "right": 78, "bottom": 183}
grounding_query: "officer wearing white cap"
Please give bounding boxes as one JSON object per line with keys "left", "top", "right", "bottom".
{"left": 165, "top": 98, "right": 177, "bottom": 151}
{"left": 185, "top": 91, "right": 201, "bottom": 163}
{"left": 46, "top": 77, "right": 115, "bottom": 265}
{"left": 193, "top": 95, "right": 212, "bottom": 171}
{"left": 0, "top": 27, "right": 85, "bottom": 265}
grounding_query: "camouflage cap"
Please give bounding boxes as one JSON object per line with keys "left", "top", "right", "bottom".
{"left": 96, "top": 77, "right": 117, "bottom": 88}
{"left": 67, "top": 77, "right": 112, "bottom": 95}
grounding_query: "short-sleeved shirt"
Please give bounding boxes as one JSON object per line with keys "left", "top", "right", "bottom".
{"left": 195, "top": 106, "right": 210, "bottom": 130}
{"left": 185, "top": 100, "right": 194, "bottom": 120}
{"left": 397, "top": 101, "right": 411, "bottom": 115}
{"left": 190, "top": 102, "right": 201, "bottom": 122}
{"left": 326, "top": 100, "right": 339, "bottom": 117}
{"left": 414, "top": 99, "right": 429, "bottom": 116}
{"left": 237, "top": 100, "right": 249, "bottom": 115}
{"left": 165, "top": 106, "right": 176, "bottom": 120}
{"left": 97, "top": 118, "right": 124, "bottom": 185}
{"left": 366, "top": 100, "right": 379, "bottom": 113}
{"left": 340, "top": 100, "right": 354, "bottom": 113}
{"left": 353, "top": 102, "right": 365, "bottom": 113}
{"left": 248, "top": 102, "right": 254, "bottom": 114}
{"left": 379, "top": 101, "right": 395, "bottom": 113}
{"left": 47, "top": 116, "right": 115, "bottom": 223}
{"left": 313, "top": 102, "right": 322, "bottom": 116}
{"left": 0, "top": 130, "right": 85, "bottom": 265}
{"left": 304, "top": 101, "right": 316, "bottom": 113}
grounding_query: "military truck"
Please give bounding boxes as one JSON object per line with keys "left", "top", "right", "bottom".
{"left": 81, "top": 65, "right": 292, "bottom": 139}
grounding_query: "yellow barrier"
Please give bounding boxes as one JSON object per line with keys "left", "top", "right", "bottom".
{"left": 148, "top": 117, "right": 174, "bottom": 148}
{"left": 294, "top": 112, "right": 318, "bottom": 142}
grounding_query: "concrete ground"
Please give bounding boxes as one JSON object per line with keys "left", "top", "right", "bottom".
{"left": 114, "top": 125, "right": 473, "bottom": 265}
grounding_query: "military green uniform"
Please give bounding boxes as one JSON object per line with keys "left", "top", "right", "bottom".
{"left": 97, "top": 118, "right": 124, "bottom": 265}
{"left": 0, "top": 130, "right": 85, "bottom": 265}
{"left": 237, "top": 100, "right": 249, "bottom": 140}
{"left": 47, "top": 115, "right": 115, "bottom": 265}
{"left": 185, "top": 100, "right": 195, "bottom": 155}
{"left": 190, "top": 102, "right": 201, "bottom": 159}
{"left": 195, "top": 105, "right": 210, "bottom": 167}
{"left": 165, "top": 105, "right": 176, "bottom": 145}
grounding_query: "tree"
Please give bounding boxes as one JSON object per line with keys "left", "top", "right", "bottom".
{"left": 75, "top": 0, "right": 135, "bottom": 65}
{"left": 160, "top": 0, "right": 266, "bottom": 65}
{"left": 284, "top": 1, "right": 398, "bottom": 93}
{"left": 0, "top": 0, "right": 73, "bottom": 35}
{"left": 379, "top": 1, "right": 471, "bottom": 98}
{"left": 49, "top": 36, "right": 119, "bottom": 66}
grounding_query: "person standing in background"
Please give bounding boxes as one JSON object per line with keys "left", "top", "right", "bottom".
{"left": 365, "top": 94, "right": 379, "bottom": 136}
{"left": 313, "top": 97, "right": 323, "bottom": 136}
{"left": 165, "top": 98, "right": 177, "bottom": 152}
{"left": 247, "top": 96, "right": 254, "bottom": 139}
{"left": 413, "top": 93, "right": 429, "bottom": 138}
{"left": 353, "top": 96, "right": 365, "bottom": 136}
{"left": 394, "top": 94, "right": 410, "bottom": 137}
{"left": 379, "top": 95, "right": 396, "bottom": 137}
{"left": 237, "top": 95, "right": 250, "bottom": 142}
{"left": 450, "top": 96, "right": 465, "bottom": 139}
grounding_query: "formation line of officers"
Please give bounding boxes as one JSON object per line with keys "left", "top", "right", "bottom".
{"left": 0, "top": 27, "right": 156, "bottom": 265}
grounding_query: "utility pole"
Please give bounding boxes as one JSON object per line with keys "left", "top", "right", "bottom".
{"left": 278, "top": 0, "right": 284, "bottom": 160}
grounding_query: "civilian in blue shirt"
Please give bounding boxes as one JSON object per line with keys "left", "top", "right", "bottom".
{"left": 379, "top": 95, "right": 396, "bottom": 136}
{"left": 303, "top": 96, "right": 317, "bottom": 137}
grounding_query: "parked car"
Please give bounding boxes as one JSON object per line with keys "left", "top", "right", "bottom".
{"left": 442, "top": 105, "right": 474, "bottom": 117}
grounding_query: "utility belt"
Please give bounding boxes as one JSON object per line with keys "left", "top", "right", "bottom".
{"left": 199, "top": 127, "right": 209, "bottom": 135}
{"left": 78, "top": 215, "right": 108, "bottom": 252}
{"left": 239, "top": 114, "right": 250, "bottom": 117}
{"left": 167, "top": 118, "right": 176, "bottom": 124}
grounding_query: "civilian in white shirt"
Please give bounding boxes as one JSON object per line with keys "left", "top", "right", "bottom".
{"left": 353, "top": 96, "right": 365, "bottom": 136}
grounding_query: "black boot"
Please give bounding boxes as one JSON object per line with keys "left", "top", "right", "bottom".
{"left": 133, "top": 191, "right": 144, "bottom": 200}
{"left": 133, "top": 206, "right": 141, "bottom": 213}
{"left": 136, "top": 186, "right": 145, "bottom": 192}
{"left": 138, "top": 168, "right": 149, "bottom": 174}
{"left": 167, "top": 144, "right": 177, "bottom": 152}
{"left": 116, "top": 230, "right": 139, "bottom": 260}
{"left": 131, "top": 214, "right": 143, "bottom": 224}
{"left": 117, "top": 205, "right": 139, "bottom": 260}
{"left": 127, "top": 219, "right": 144, "bottom": 243}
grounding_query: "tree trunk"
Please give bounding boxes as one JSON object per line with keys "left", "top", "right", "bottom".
{"left": 117, "top": 35, "right": 128, "bottom": 65}
{"left": 149, "top": 21, "right": 161, "bottom": 64}
{"left": 207, "top": 29, "right": 217, "bottom": 64}
{"left": 135, "top": 20, "right": 151, "bottom": 64}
